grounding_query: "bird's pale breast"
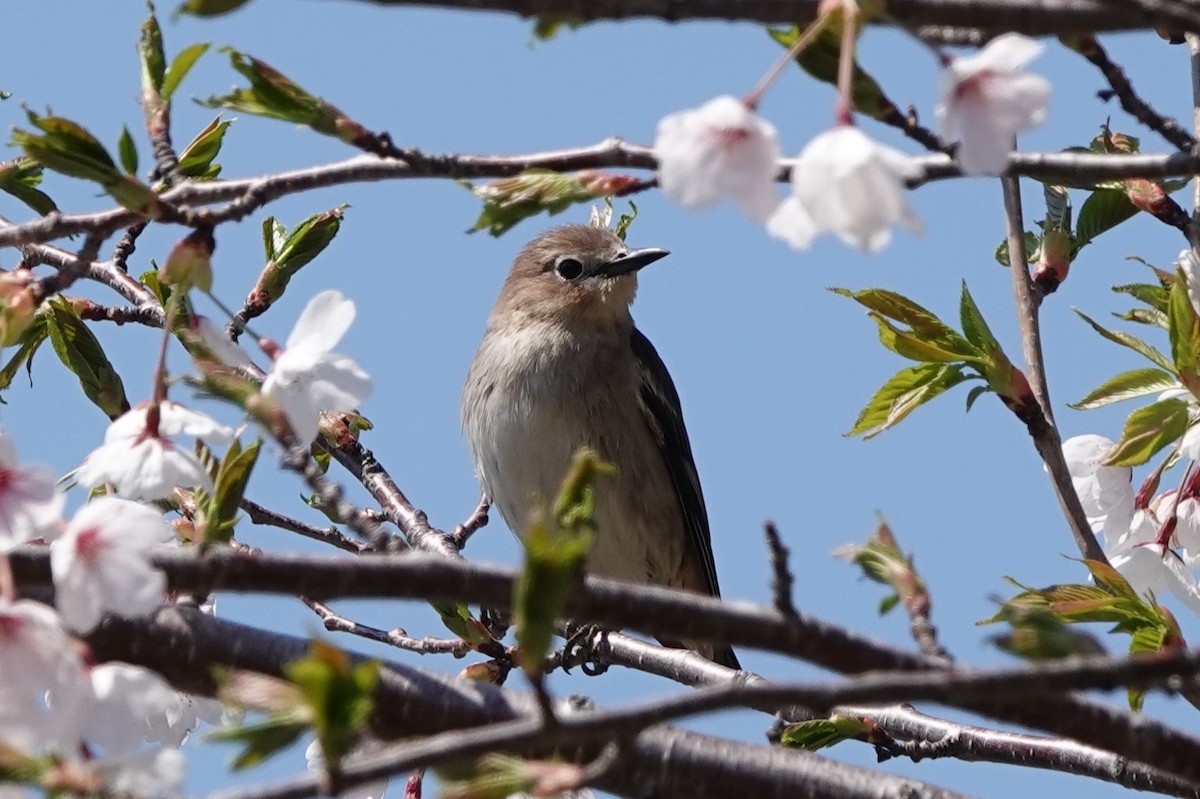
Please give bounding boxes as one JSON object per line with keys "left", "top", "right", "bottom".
{"left": 462, "top": 320, "right": 690, "bottom": 586}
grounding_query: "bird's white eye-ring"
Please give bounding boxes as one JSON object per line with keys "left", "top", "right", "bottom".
{"left": 554, "top": 257, "right": 584, "bottom": 280}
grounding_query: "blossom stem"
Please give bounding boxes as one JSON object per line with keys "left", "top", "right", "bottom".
{"left": 204, "top": 290, "right": 265, "bottom": 344}
{"left": 0, "top": 555, "right": 12, "bottom": 603}
{"left": 836, "top": 0, "right": 860, "bottom": 120}
{"left": 1155, "top": 462, "right": 1194, "bottom": 547}
{"left": 744, "top": 14, "right": 831, "bottom": 109}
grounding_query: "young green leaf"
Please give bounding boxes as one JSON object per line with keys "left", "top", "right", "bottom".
{"left": 162, "top": 42, "right": 210, "bottom": 102}
{"left": 846, "top": 363, "right": 971, "bottom": 438}
{"left": 200, "top": 49, "right": 372, "bottom": 147}
{"left": 514, "top": 449, "right": 610, "bottom": 677}
{"left": 257, "top": 206, "right": 348, "bottom": 302}
{"left": 870, "top": 314, "right": 976, "bottom": 364}
{"left": 1075, "top": 189, "right": 1137, "bottom": 252}
{"left": 767, "top": 23, "right": 901, "bottom": 123}
{"left": 1168, "top": 269, "right": 1200, "bottom": 377}
{"left": 1104, "top": 398, "right": 1190, "bottom": 466}
{"left": 202, "top": 439, "right": 260, "bottom": 543}
{"left": 175, "top": 0, "right": 254, "bottom": 17}
{"left": 1074, "top": 309, "right": 1173, "bottom": 371}
{"left": 958, "top": 282, "right": 1001, "bottom": 353}
{"left": 466, "top": 170, "right": 641, "bottom": 237}
{"left": 832, "top": 287, "right": 978, "bottom": 358}
{"left": 1070, "top": 368, "right": 1179, "bottom": 410}
{"left": 139, "top": 2, "right": 167, "bottom": 96}
{"left": 284, "top": 639, "right": 379, "bottom": 777}
{"left": 177, "top": 115, "right": 230, "bottom": 180}
{"left": 117, "top": 126, "right": 139, "bottom": 175}
{"left": 43, "top": 297, "right": 129, "bottom": 419}
{"left": 779, "top": 716, "right": 873, "bottom": 751}
{"left": 994, "top": 231, "right": 1039, "bottom": 267}
{"left": 207, "top": 716, "right": 309, "bottom": 770}
{"left": 0, "top": 157, "right": 57, "bottom": 215}
{"left": 1114, "top": 282, "right": 1170, "bottom": 316}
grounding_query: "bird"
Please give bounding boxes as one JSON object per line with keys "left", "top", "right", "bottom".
{"left": 462, "top": 223, "right": 738, "bottom": 669}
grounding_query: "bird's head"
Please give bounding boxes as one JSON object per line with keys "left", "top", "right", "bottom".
{"left": 493, "top": 224, "right": 670, "bottom": 330}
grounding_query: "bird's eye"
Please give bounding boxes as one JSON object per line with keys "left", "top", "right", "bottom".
{"left": 555, "top": 257, "right": 584, "bottom": 280}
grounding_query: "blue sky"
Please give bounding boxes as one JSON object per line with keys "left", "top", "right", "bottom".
{"left": 2, "top": 2, "right": 1198, "bottom": 797}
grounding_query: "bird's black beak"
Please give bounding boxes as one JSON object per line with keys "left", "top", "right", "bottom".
{"left": 599, "top": 247, "right": 670, "bottom": 278}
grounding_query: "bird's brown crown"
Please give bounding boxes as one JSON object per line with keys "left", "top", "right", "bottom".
{"left": 492, "top": 224, "right": 640, "bottom": 330}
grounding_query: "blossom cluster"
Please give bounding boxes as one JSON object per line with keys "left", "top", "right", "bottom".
{"left": 0, "top": 290, "right": 376, "bottom": 796}
{"left": 653, "top": 34, "right": 1051, "bottom": 252}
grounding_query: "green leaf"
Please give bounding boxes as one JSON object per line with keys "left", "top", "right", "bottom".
{"left": 1075, "top": 189, "right": 1137, "bottom": 252}
{"left": 12, "top": 113, "right": 162, "bottom": 215}
{"left": 832, "top": 287, "right": 979, "bottom": 358}
{"left": 767, "top": 23, "right": 899, "bottom": 122}
{"left": 870, "top": 314, "right": 974, "bottom": 364}
{"left": 1114, "top": 282, "right": 1170, "bottom": 316}
{"left": 139, "top": 2, "right": 167, "bottom": 95}
{"left": 779, "top": 716, "right": 872, "bottom": 751}
{"left": 203, "top": 439, "right": 260, "bottom": 543}
{"left": 964, "top": 384, "right": 990, "bottom": 412}
{"left": 1074, "top": 309, "right": 1173, "bottom": 371}
{"left": 175, "top": 0, "right": 255, "bottom": 16}
{"left": 200, "top": 49, "right": 370, "bottom": 147}
{"left": 284, "top": 640, "right": 379, "bottom": 772}
{"left": 118, "top": 126, "right": 139, "bottom": 175}
{"left": 1168, "top": 270, "right": 1200, "bottom": 376}
{"left": 177, "top": 116, "right": 230, "bottom": 180}
{"left": 614, "top": 200, "right": 638, "bottom": 241}
{"left": 531, "top": 16, "right": 585, "bottom": 40}
{"left": 846, "top": 362, "right": 971, "bottom": 438}
{"left": 995, "top": 231, "right": 1039, "bottom": 267}
{"left": 959, "top": 282, "right": 1001, "bottom": 353}
{"left": 1043, "top": 183, "right": 1071, "bottom": 231}
{"left": 162, "top": 42, "right": 210, "bottom": 102}
{"left": 43, "top": 297, "right": 128, "bottom": 418}
{"left": 1070, "top": 368, "right": 1179, "bottom": 410}
{"left": 0, "top": 318, "right": 47, "bottom": 393}
{"left": 262, "top": 216, "right": 286, "bottom": 261}
{"left": 1084, "top": 558, "right": 1141, "bottom": 600}
{"left": 514, "top": 449, "right": 609, "bottom": 676}
{"left": 465, "top": 170, "right": 640, "bottom": 237}
{"left": 1104, "top": 398, "right": 1190, "bottom": 466}
{"left": 0, "top": 157, "right": 57, "bottom": 215}
{"left": 256, "top": 206, "right": 347, "bottom": 301}
{"left": 207, "top": 716, "right": 308, "bottom": 770}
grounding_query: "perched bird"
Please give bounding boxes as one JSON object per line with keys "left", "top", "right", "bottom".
{"left": 462, "top": 223, "right": 738, "bottom": 668}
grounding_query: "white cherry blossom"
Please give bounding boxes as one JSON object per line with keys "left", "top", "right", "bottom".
{"left": 50, "top": 498, "right": 173, "bottom": 632}
{"left": 768, "top": 126, "right": 922, "bottom": 253}
{"left": 75, "top": 401, "right": 235, "bottom": 502}
{"left": 0, "top": 599, "right": 88, "bottom": 748}
{"left": 654, "top": 95, "right": 781, "bottom": 221}
{"left": 0, "top": 427, "right": 64, "bottom": 551}
{"left": 262, "top": 291, "right": 373, "bottom": 445}
{"left": 1060, "top": 434, "right": 1135, "bottom": 549}
{"left": 81, "top": 663, "right": 191, "bottom": 755}
{"left": 936, "top": 33, "right": 1051, "bottom": 175}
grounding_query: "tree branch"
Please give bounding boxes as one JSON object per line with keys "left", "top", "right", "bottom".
{"left": 1000, "top": 174, "right": 1108, "bottom": 564}
{"left": 304, "top": 0, "right": 1200, "bottom": 34}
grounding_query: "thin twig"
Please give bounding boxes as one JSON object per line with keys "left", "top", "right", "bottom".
{"left": 303, "top": 598, "right": 471, "bottom": 656}
{"left": 1000, "top": 173, "right": 1108, "bottom": 564}
{"left": 240, "top": 497, "right": 368, "bottom": 554}
{"left": 763, "top": 521, "right": 797, "bottom": 618}
{"left": 449, "top": 495, "right": 491, "bottom": 550}
{"left": 1073, "top": 35, "right": 1197, "bottom": 151}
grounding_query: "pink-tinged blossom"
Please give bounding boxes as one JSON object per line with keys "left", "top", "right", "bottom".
{"left": 0, "top": 599, "right": 87, "bottom": 748}
{"left": 0, "top": 427, "right": 64, "bottom": 551}
{"left": 50, "top": 498, "right": 173, "bottom": 633}
{"left": 767, "top": 126, "right": 922, "bottom": 253}
{"left": 75, "top": 401, "right": 235, "bottom": 502}
{"left": 654, "top": 95, "right": 782, "bottom": 221}
{"left": 262, "top": 291, "right": 373, "bottom": 445}
{"left": 936, "top": 33, "right": 1051, "bottom": 176}
{"left": 1106, "top": 497, "right": 1200, "bottom": 617}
